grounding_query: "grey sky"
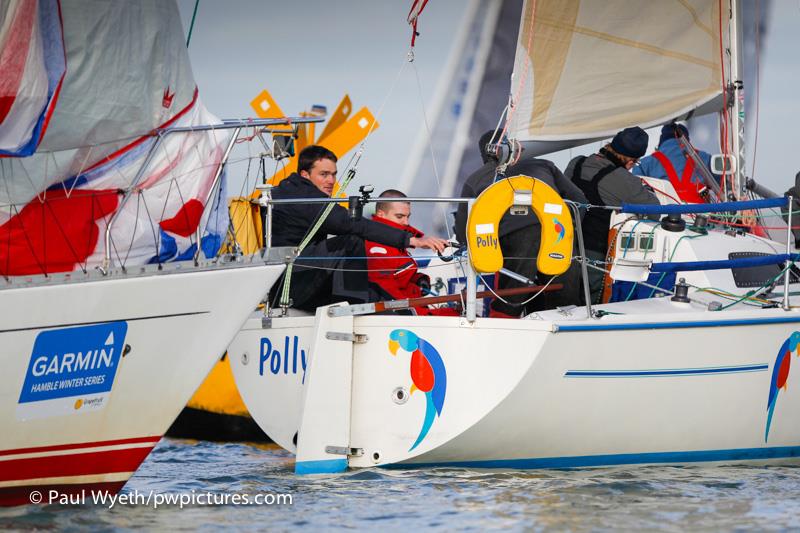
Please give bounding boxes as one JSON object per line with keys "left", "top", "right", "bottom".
{"left": 179, "top": 0, "right": 800, "bottom": 208}
{"left": 177, "top": 0, "right": 465, "bottom": 199}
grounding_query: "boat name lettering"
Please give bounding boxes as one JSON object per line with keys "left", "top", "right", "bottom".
{"left": 260, "top": 336, "right": 307, "bottom": 376}
{"left": 474, "top": 235, "right": 498, "bottom": 250}
{"left": 18, "top": 322, "right": 128, "bottom": 405}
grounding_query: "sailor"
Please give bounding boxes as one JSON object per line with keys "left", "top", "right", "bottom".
{"left": 365, "top": 189, "right": 458, "bottom": 316}
{"left": 454, "top": 131, "right": 588, "bottom": 318}
{"left": 565, "top": 126, "right": 659, "bottom": 303}
{"left": 633, "top": 123, "right": 713, "bottom": 203}
{"left": 268, "top": 145, "right": 447, "bottom": 311}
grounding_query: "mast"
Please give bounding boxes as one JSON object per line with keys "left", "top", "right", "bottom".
{"left": 729, "top": 0, "right": 746, "bottom": 199}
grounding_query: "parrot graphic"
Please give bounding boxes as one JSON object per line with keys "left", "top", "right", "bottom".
{"left": 553, "top": 217, "right": 565, "bottom": 244}
{"left": 388, "top": 329, "right": 447, "bottom": 451}
{"left": 765, "top": 331, "right": 800, "bottom": 442}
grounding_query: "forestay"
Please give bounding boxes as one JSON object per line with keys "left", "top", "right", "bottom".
{"left": 508, "top": 0, "right": 726, "bottom": 147}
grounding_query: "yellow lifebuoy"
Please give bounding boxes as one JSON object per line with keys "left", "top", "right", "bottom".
{"left": 466, "top": 175, "right": 573, "bottom": 276}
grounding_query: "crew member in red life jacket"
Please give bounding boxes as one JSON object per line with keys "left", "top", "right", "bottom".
{"left": 366, "top": 190, "right": 458, "bottom": 316}
{"left": 633, "top": 123, "right": 714, "bottom": 203}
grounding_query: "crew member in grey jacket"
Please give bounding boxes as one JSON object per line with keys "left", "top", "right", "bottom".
{"left": 565, "top": 126, "right": 660, "bottom": 303}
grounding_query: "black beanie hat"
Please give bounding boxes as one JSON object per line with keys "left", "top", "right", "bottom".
{"left": 610, "top": 126, "right": 648, "bottom": 158}
{"left": 659, "top": 123, "right": 690, "bottom": 147}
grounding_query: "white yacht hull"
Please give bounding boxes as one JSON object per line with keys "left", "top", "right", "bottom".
{"left": 0, "top": 262, "right": 284, "bottom": 505}
{"left": 231, "top": 305, "right": 800, "bottom": 473}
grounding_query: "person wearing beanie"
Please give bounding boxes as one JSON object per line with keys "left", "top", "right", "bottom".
{"left": 565, "top": 126, "right": 659, "bottom": 303}
{"left": 633, "top": 122, "right": 713, "bottom": 203}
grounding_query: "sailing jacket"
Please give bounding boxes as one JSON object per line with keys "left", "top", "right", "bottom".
{"left": 454, "top": 157, "right": 587, "bottom": 244}
{"left": 566, "top": 154, "right": 659, "bottom": 253}
{"left": 633, "top": 139, "right": 713, "bottom": 203}
{"left": 365, "top": 215, "right": 458, "bottom": 316}
{"left": 633, "top": 139, "right": 712, "bottom": 183}
{"left": 268, "top": 173, "right": 411, "bottom": 249}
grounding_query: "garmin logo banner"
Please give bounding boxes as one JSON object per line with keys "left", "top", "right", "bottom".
{"left": 17, "top": 322, "right": 128, "bottom": 420}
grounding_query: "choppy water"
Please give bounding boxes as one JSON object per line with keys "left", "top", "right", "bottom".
{"left": 4, "top": 438, "right": 800, "bottom": 531}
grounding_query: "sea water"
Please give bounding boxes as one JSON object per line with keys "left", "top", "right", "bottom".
{"left": 3, "top": 438, "right": 800, "bottom": 531}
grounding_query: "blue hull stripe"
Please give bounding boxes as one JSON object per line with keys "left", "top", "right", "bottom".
{"left": 564, "top": 364, "right": 768, "bottom": 378}
{"left": 295, "top": 458, "right": 348, "bottom": 475}
{"left": 399, "top": 446, "right": 800, "bottom": 470}
{"left": 556, "top": 315, "right": 800, "bottom": 333}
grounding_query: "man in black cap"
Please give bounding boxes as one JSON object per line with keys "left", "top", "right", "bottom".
{"left": 455, "top": 131, "right": 588, "bottom": 318}
{"left": 565, "top": 126, "right": 660, "bottom": 303}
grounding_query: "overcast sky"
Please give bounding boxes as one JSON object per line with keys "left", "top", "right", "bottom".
{"left": 177, "top": 0, "right": 465, "bottom": 199}
{"left": 178, "top": 0, "right": 800, "bottom": 206}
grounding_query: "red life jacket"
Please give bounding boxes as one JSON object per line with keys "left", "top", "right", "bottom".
{"left": 365, "top": 216, "right": 458, "bottom": 316}
{"left": 652, "top": 151, "right": 705, "bottom": 203}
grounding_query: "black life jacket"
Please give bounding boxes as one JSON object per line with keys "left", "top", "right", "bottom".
{"left": 570, "top": 155, "right": 618, "bottom": 253}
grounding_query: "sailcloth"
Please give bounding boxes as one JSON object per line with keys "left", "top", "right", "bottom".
{"left": 509, "top": 0, "right": 726, "bottom": 146}
{"left": 0, "top": 0, "right": 231, "bottom": 275}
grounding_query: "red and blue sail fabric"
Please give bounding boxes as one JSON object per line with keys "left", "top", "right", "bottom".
{"left": 0, "top": 0, "right": 231, "bottom": 276}
{"left": 0, "top": 0, "right": 65, "bottom": 157}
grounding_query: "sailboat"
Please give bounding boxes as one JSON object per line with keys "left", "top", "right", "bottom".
{"left": 0, "top": 0, "right": 307, "bottom": 505}
{"left": 229, "top": 0, "right": 800, "bottom": 473}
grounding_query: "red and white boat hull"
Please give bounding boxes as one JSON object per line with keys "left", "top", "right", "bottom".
{"left": 0, "top": 262, "right": 284, "bottom": 505}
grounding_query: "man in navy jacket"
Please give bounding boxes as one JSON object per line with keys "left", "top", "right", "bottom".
{"left": 268, "top": 145, "right": 446, "bottom": 311}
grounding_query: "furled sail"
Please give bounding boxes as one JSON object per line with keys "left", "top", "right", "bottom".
{"left": 0, "top": 0, "right": 231, "bottom": 275}
{"left": 508, "top": 0, "right": 726, "bottom": 149}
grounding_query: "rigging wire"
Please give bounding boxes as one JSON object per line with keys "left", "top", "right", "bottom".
{"left": 277, "top": 51, "right": 413, "bottom": 308}
{"left": 185, "top": 0, "right": 200, "bottom": 48}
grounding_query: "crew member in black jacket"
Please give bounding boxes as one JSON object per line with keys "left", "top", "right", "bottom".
{"left": 454, "top": 131, "right": 588, "bottom": 317}
{"left": 268, "top": 145, "right": 447, "bottom": 311}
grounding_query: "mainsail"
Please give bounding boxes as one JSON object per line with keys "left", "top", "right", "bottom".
{"left": 509, "top": 0, "right": 727, "bottom": 151}
{"left": 0, "top": 0, "right": 231, "bottom": 275}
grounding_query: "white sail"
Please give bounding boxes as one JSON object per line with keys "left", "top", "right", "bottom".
{"left": 509, "top": 0, "right": 726, "bottom": 144}
{"left": 0, "top": 0, "right": 232, "bottom": 275}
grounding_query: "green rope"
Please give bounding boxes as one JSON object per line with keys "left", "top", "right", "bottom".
{"left": 711, "top": 263, "right": 793, "bottom": 311}
{"left": 186, "top": 0, "right": 200, "bottom": 48}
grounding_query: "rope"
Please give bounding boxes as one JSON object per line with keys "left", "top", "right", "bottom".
{"left": 186, "top": 0, "right": 200, "bottom": 48}
{"left": 407, "top": 0, "right": 430, "bottom": 48}
{"left": 709, "top": 262, "right": 792, "bottom": 311}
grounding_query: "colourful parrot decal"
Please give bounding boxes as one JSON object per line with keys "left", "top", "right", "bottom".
{"left": 553, "top": 217, "right": 565, "bottom": 244}
{"left": 388, "top": 329, "right": 447, "bottom": 451}
{"left": 765, "top": 331, "right": 800, "bottom": 442}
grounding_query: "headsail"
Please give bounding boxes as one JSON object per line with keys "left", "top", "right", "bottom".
{"left": 0, "top": 0, "right": 231, "bottom": 275}
{"left": 0, "top": 0, "right": 65, "bottom": 157}
{"left": 508, "top": 0, "right": 726, "bottom": 151}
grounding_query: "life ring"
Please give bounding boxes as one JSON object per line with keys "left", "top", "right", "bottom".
{"left": 466, "top": 175, "right": 573, "bottom": 276}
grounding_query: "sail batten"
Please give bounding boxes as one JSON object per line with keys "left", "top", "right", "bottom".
{"left": 509, "top": 0, "right": 726, "bottom": 145}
